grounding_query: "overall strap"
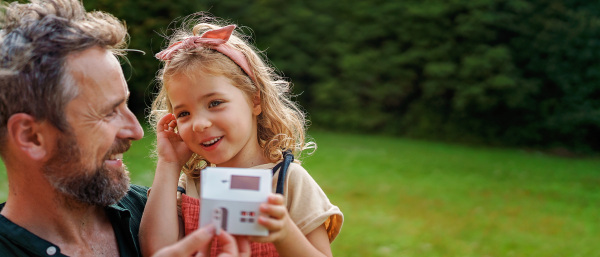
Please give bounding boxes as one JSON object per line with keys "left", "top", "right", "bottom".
{"left": 272, "top": 150, "right": 294, "bottom": 195}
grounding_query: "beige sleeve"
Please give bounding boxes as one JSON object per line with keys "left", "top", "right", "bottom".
{"left": 282, "top": 163, "right": 344, "bottom": 242}
{"left": 178, "top": 173, "right": 201, "bottom": 198}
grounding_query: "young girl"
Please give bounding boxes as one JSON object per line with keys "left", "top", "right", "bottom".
{"left": 139, "top": 17, "right": 343, "bottom": 257}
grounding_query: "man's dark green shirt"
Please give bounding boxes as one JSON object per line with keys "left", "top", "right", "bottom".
{"left": 0, "top": 184, "right": 148, "bottom": 257}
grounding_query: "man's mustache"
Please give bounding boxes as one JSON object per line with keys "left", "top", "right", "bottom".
{"left": 104, "top": 139, "right": 132, "bottom": 158}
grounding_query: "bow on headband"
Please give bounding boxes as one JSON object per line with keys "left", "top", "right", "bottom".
{"left": 155, "top": 25, "right": 255, "bottom": 80}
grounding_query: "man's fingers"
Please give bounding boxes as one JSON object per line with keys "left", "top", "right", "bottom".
{"left": 215, "top": 231, "right": 239, "bottom": 257}
{"left": 235, "top": 236, "right": 251, "bottom": 257}
{"left": 176, "top": 225, "right": 216, "bottom": 255}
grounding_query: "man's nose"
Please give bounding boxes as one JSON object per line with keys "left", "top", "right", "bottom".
{"left": 118, "top": 107, "right": 144, "bottom": 140}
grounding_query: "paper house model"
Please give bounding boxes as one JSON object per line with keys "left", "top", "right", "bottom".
{"left": 199, "top": 167, "right": 272, "bottom": 236}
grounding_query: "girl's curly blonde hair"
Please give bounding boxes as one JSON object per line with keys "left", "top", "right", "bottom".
{"left": 149, "top": 15, "right": 315, "bottom": 177}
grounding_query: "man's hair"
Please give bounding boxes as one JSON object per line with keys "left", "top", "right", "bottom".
{"left": 0, "top": 0, "right": 128, "bottom": 155}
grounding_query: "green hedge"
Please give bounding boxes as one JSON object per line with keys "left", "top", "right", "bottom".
{"left": 84, "top": 0, "right": 600, "bottom": 152}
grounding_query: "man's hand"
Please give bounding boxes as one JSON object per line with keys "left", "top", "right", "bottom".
{"left": 152, "top": 225, "right": 251, "bottom": 257}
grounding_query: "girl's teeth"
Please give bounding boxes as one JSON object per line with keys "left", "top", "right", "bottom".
{"left": 203, "top": 137, "right": 222, "bottom": 146}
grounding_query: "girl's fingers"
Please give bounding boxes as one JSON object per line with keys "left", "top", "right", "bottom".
{"left": 267, "top": 194, "right": 284, "bottom": 205}
{"left": 168, "top": 118, "right": 177, "bottom": 129}
{"left": 258, "top": 214, "right": 284, "bottom": 229}
{"left": 157, "top": 113, "right": 174, "bottom": 126}
{"left": 260, "top": 202, "right": 286, "bottom": 220}
{"left": 157, "top": 113, "right": 176, "bottom": 132}
{"left": 256, "top": 193, "right": 287, "bottom": 231}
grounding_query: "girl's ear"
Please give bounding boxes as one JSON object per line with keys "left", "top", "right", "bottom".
{"left": 7, "top": 113, "right": 52, "bottom": 160}
{"left": 252, "top": 93, "right": 262, "bottom": 116}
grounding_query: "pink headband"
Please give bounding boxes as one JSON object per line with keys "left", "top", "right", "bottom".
{"left": 155, "top": 25, "right": 255, "bottom": 80}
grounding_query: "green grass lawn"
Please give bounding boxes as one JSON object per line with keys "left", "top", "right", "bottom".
{"left": 1, "top": 130, "right": 599, "bottom": 256}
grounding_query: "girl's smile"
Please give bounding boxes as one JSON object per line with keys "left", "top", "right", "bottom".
{"left": 200, "top": 136, "right": 223, "bottom": 149}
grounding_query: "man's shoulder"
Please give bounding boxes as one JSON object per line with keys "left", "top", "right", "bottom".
{"left": 0, "top": 236, "right": 41, "bottom": 257}
{"left": 117, "top": 184, "right": 149, "bottom": 211}
{"left": 0, "top": 210, "right": 52, "bottom": 257}
{"left": 125, "top": 184, "right": 150, "bottom": 200}
{"left": 113, "top": 184, "right": 149, "bottom": 254}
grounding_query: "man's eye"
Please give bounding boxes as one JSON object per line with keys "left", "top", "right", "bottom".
{"left": 209, "top": 100, "right": 224, "bottom": 108}
{"left": 177, "top": 111, "right": 190, "bottom": 118}
{"left": 106, "top": 109, "right": 118, "bottom": 117}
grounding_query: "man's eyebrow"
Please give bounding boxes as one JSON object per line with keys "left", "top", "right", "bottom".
{"left": 104, "top": 92, "right": 129, "bottom": 113}
{"left": 104, "top": 98, "right": 124, "bottom": 112}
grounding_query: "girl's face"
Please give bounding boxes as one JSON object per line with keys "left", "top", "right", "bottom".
{"left": 167, "top": 71, "right": 267, "bottom": 168}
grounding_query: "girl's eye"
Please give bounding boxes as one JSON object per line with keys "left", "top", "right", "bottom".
{"left": 209, "top": 100, "right": 224, "bottom": 108}
{"left": 177, "top": 111, "right": 190, "bottom": 118}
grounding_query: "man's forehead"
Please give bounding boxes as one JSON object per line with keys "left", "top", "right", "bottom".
{"left": 63, "top": 47, "right": 130, "bottom": 115}
{"left": 66, "top": 47, "right": 128, "bottom": 93}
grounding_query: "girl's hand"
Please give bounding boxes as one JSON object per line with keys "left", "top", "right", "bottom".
{"left": 249, "top": 194, "right": 293, "bottom": 244}
{"left": 156, "top": 113, "right": 193, "bottom": 167}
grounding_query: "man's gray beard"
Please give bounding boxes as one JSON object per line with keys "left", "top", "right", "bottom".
{"left": 42, "top": 133, "right": 130, "bottom": 207}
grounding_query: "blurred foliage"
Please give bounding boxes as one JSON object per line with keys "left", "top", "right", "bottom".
{"left": 83, "top": 0, "right": 600, "bottom": 153}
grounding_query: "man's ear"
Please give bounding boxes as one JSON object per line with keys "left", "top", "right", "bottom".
{"left": 7, "top": 113, "right": 51, "bottom": 160}
{"left": 252, "top": 93, "right": 262, "bottom": 116}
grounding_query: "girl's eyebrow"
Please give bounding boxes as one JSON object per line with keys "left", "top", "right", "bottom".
{"left": 172, "top": 92, "right": 219, "bottom": 111}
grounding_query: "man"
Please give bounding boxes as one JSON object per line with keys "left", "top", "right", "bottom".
{"left": 0, "top": 0, "right": 248, "bottom": 256}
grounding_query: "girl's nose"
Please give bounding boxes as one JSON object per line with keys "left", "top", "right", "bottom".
{"left": 192, "top": 116, "right": 212, "bottom": 132}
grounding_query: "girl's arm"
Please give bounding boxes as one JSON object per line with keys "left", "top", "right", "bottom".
{"left": 140, "top": 114, "right": 193, "bottom": 256}
{"left": 139, "top": 161, "right": 183, "bottom": 256}
{"left": 250, "top": 194, "right": 333, "bottom": 257}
